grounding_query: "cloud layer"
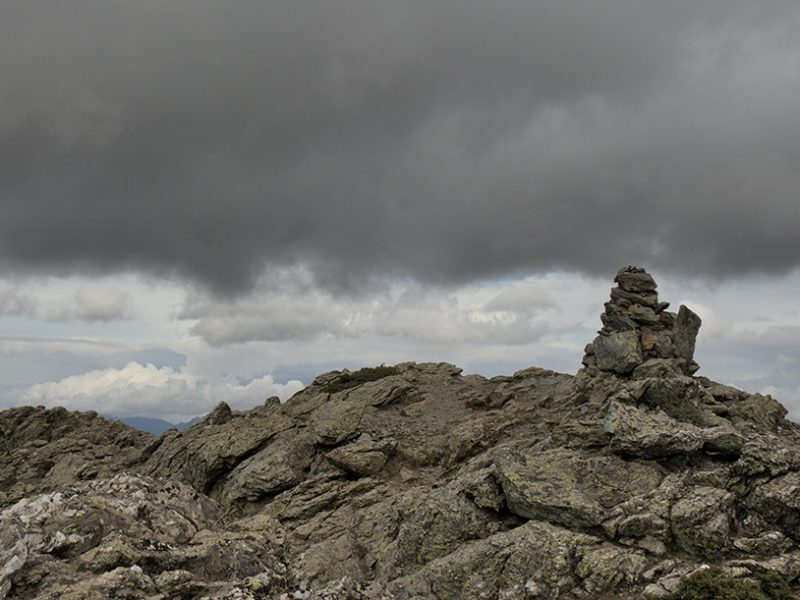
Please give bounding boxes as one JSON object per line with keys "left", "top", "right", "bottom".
{"left": 2, "top": 2, "right": 800, "bottom": 293}
{"left": 15, "top": 361, "right": 304, "bottom": 421}
{"left": 181, "top": 269, "right": 564, "bottom": 346}
{"left": 0, "top": 278, "right": 134, "bottom": 322}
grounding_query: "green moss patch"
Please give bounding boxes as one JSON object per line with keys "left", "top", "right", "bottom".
{"left": 654, "top": 568, "right": 794, "bottom": 600}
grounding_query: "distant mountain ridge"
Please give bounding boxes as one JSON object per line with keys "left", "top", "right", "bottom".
{"left": 111, "top": 415, "right": 203, "bottom": 436}
{"left": 1, "top": 267, "right": 799, "bottom": 599}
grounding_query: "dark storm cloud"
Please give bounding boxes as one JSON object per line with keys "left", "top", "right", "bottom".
{"left": 2, "top": 1, "right": 800, "bottom": 294}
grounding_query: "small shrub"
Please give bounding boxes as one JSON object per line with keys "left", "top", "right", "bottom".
{"left": 655, "top": 567, "right": 795, "bottom": 600}
{"left": 324, "top": 365, "right": 400, "bottom": 394}
{"left": 755, "top": 571, "right": 795, "bottom": 600}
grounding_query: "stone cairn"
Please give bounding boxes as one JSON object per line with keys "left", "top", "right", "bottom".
{"left": 582, "top": 266, "right": 702, "bottom": 378}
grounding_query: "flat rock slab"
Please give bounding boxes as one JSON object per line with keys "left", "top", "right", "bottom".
{"left": 495, "top": 447, "right": 663, "bottom": 529}
{"left": 604, "top": 400, "right": 706, "bottom": 458}
{"left": 615, "top": 269, "right": 658, "bottom": 293}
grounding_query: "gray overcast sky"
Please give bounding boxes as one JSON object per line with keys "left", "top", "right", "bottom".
{"left": 1, "top": 2, "right": 800, "bottom": 421}
{"left": 2, "top": 1, "right": 800, "bottom": 293}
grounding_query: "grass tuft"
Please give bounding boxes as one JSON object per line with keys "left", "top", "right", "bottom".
{"left": 652, "top": 567, "right": 794, "bottom": 600}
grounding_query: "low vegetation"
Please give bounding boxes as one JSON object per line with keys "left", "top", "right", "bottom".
{"left": 324, "top": 365, "right": 400, "bottom": 394}
{"left": 656, "top": 568, "right": 794, "bottom": 600}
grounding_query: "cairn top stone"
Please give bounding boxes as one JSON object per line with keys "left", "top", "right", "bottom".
{"left": 615, "top": 265, "right": 657, "bottom": 294}
{"left": 583, "top": 266, "right": 701, "bottom": 377}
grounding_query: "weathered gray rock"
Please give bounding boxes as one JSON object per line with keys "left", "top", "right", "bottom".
{"left": 0, "top": 474, "right": 231, "bottom": 599}
{"left": 495, "top": 447, "right": 662, "bottom": 529}
{"left": 604, "top": 400, "right": 707, "bottom": 458}
{"left": 732, "top": 434, "right": 800, "bottom": 481}
{"left": 634, "top": 376, "right": 711, "bottom": 425}
{"left": 615, "top": 265, "right": 658, "bottom": 293}
{"left": 594, "top": 330, "right": 643, "bottom": 374}
{"left": 0, "top": 407, "right": 152, "bottom": 509}
{"left": 749, "top": 472, "right": 800, "bottom": 542}
{"left": 611, "top": 285, "right": 660, "bottom": 308}
{"left": 220, "top": 428, "right": 316, "bottom": 506}
{"left": 702, "top": 427, "right": 744, "bottom": 458}
{"left": 730, "top": 393, "right": 788, "bottom": 427}
{"left": 204, "top": 401, "right": 233, "bottom": 425}
{"left": 672, "top": 305, "right": 702, "bottom": 364}
{"left": 733, "top": 531, "right": 793, "bottom": 556}
{"left": 671, "top": 487, "right": 735, "bottom": 556}
{"left": 325, "top": 433, "right": 396, "bottom": 477}
{"left": 632, "top": 358, "right": 684, "bottom": 380}
{"left": 140, "top": 406, "right": 296, "bottom": 494}
{"left": 640, "top": 331, "right": 675, "bottom": 359}
{"left": 389, "top": 520, "right": 648, "bottom": 599}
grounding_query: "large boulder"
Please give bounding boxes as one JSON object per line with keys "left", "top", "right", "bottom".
{"left": 594, "top": 331, "right": 643, "bottom": 374}
{"left": 749, "top": 472, "right": 800, "bottom": 542}
{"left": 671, "top": 487, "right": 735, "bottom": 556}
{"left": 325, "top": 433, "right": 396, "bottom": 477}
{"left": 604, "top": 400, "right": 707, "bottom": 458}
{"left": 219, "top": 429, "right": 317, "bottom": 506}
{"left": 0, "top": 474, "right": 255, "bottom": 600}
{"left": 494, "top": 447, "right": 663, "bottom": 529}
{"left": 140, "top": 407, "right": 296, "bottom": 494}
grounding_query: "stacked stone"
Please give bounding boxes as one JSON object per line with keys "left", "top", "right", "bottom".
{"left": 582, "top": 266, "right": 702, "bottom": 378}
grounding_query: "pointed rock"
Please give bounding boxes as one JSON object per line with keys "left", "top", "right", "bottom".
{"left": 672, "top": 305, "right": 702, "bottom": 364}
{"left": 204, "top": 401, "right": 233, "bottom": 426}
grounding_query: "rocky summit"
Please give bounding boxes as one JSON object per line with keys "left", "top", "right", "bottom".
{"left": 2, "top": 268, "right": 800, "bottom": 600}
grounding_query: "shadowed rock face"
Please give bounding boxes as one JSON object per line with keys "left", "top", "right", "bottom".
{"left": 2, "top": 268, "right": 800, "bottom": 599}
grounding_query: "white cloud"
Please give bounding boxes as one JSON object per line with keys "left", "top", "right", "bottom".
{"left": 16, "top": 362, "right": 304, "bottom": 421}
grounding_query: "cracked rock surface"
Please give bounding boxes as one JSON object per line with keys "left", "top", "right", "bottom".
{"left": 2, "top": 267, "right": 800, "bottom": 599}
